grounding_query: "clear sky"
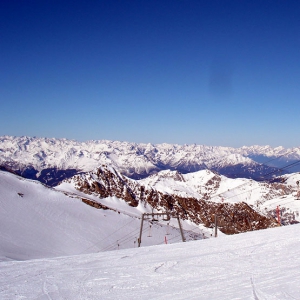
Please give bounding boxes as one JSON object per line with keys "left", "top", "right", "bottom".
{"left": 1, "top": 0, "right": 300, "bottom": 147}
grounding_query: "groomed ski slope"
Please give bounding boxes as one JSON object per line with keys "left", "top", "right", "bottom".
{"left": 0, "top": 170, "right": 193, "bottom": 261}
{"left": 1, "top": 224, "right": 300, "bottom": 299}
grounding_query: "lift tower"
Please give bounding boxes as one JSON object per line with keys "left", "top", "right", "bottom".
{"left": 138, "top": 212, "right": 186, "bottom": 247}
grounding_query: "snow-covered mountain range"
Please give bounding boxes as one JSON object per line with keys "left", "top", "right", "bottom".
{"left": 1, "top": 136, "right": 300, "bottom": 186}
{"left": 2, "top": 163, "right": 300, "bottom": 262}
{"left": 2, "top": 135, "right": 300, "bottom": 262}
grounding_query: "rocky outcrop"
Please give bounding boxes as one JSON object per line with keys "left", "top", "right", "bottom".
{"left": 82, "top": 198, "right": 109, "bottom": 209}
{"left": 67, "top": 166, "right": 139, "bottom": 207}
{"left": 64, "top": 166, "right": 279, "bottom": 235}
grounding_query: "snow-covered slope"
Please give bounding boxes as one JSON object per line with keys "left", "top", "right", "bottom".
{"left": 139, "top": 169, "right": 300, "bottom": 224}
{"left": 1, "top": 135, "right": 297, "bottom": 185}
{"left": 1, "top": 224, "right": 300, "bottom": 299}
{"left": 0, "top": 170, "right": 201, "bottom": 261}
{"left": 56, "top": 166, "right": 279, "bottom": 235}
{"left": 138, "top": 169, "right": 242, "bottom": 200}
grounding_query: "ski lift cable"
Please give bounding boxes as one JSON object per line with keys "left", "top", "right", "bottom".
{"left": 261, "top": 160, "right": 300, "bottom": 180}
{"left": 260, "top": 192, "right": 300, "bottom": 207}
{"left": 79, "top": 217, "right": 137, "bottom": 254}
{"left": 221, "top": 170, "right": 300, "bottom": 208}
{"left": 101, "top": 159, "right": 300, "bottom": 251}
{"left": 259, "top": 149, "right": 298, "bottom": 165}
{"left": 102, "top": 225, "right": 151, "bottom": 252}
{"left": 100, "top": 228, "right": 143, "bottom": 252}
{"left": 98, "top": 214, "right": 174, "bottom": 252}
{"left": 82, "top": 154, "right": 300, "bottom": 254}
{"left": 100, "top": 224, "right": 151, "bottom": 252}
{"left": 157, "top": 232, "right": 182, "bottom": 245}
{"left": 156, "top": 224, "right": 204, "bottom": 245}
{"left": 261, "top": 173, "right": 300, "bottom": 208}
{"left": 117, "top": 229, "right": 147, "bottom": 246}
{"left": 210, "top": 160, "right": 300, "bottom": 201}
{"left": 115, "top": 224, "right": 151, "bottom": 245}
{"left": 100, "top": 226, "right": 148, "bottom": 252}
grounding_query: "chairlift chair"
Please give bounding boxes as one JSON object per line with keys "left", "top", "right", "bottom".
{"left": 163, "top": 214, "right": 170, "bottom": 221}
{"left": 150, "top": 213, "right": 158, "bottom": 222}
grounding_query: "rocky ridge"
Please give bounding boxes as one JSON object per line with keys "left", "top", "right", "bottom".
{"left": 58, "top": 166, "right": 284, "bottom": 235}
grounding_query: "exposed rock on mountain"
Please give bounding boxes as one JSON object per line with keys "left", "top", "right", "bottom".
{"left": 57, "top": 166, "right": 280, "bottom": 235}
{"left": 2, "top": 136, "right": 299, "bottom": 186}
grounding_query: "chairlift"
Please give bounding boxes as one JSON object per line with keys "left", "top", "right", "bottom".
{"left": 144, "top": 214, "right": 151, "bottom": 220}
{"left": 148, "top": 225, "right": 152, "bottom": 237}
{"left": 151, "top": 214, "right": 159, "bottom": 222}
{"left": 163, "top": 214, "right": 170, "bottom": 221}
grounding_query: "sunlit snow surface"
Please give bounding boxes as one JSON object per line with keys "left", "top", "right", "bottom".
{"left": 2, "top": 170, "right": 300, "bottom": 299}
{"left": 1, "top": 225, "right": 300, "bottom": 299}
{"left": 0, "top": 170, "right": 207, "bottom": 261}
{"left": 2, "top": 136, "right": 300, "bottom": 179}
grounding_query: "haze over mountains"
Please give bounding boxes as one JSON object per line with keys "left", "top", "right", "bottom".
{"left": 2, "top": 0, "right": 300, "bottom": 296}
{"left": 1, "top": 156, "right": 300, "bottom": 262}
{"left": 1, "top": 136, "right": 300, "bottom": 186}
{"left": 1, "top": 135, "right": 300, "bottom": 298}
{"left": 1, "top": 135, "right": 300, "bottom": 252}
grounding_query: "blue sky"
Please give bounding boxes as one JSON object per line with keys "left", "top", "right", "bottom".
{"left": 1, "top": 0, "right": 300, "bottom": 147}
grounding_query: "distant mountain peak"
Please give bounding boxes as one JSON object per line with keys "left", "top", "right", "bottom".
{"left": 1, "top": 136, "right": 299, "bottom": 186}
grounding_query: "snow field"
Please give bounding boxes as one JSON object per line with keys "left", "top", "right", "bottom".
{"left": 1, "top": 224, "right": 300, "bottom": 299}
{"left": 0, "top": 171, "right": 205, "bottom": 261}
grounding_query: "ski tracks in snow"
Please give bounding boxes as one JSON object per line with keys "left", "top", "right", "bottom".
{"left": 250, "top": 276, "right": 296, "bottom": 300}
{"left": 77, "top": 270, "right": 94, "bottom": 300}
{"left": 154, "top": 260, "right": 178, "bottom": 273}
{"left": 43, "top": 276, "right": 62, "bottom": 300}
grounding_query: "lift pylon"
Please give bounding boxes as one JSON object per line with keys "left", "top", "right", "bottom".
{"left": 138, "top": 212, "right": 185, "bottom": 247}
